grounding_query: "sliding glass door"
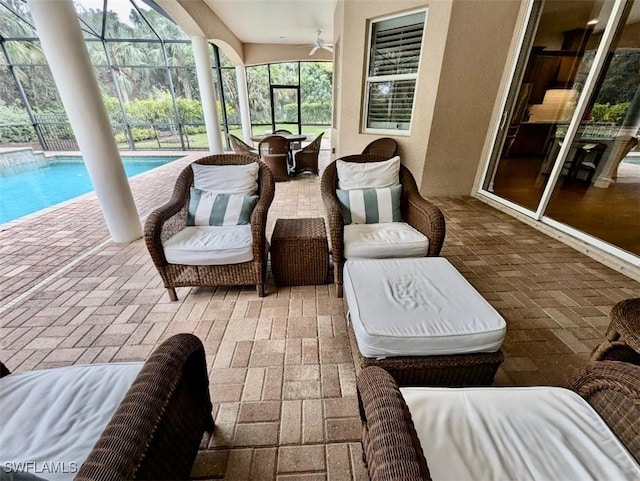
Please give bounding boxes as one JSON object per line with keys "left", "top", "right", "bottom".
{"left": 481, "top": 0, "right": 639, "bottom": 261}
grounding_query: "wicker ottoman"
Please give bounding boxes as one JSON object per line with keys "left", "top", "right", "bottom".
{"left": 271, "top": 218, "right": 329, "bottom": 286}
{"left": 344, "top": 258, "right": 506, "bottom": 386}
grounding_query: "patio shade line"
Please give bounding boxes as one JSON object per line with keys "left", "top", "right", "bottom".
{"left": 0, "top": 237, "right": 112, "bottom": 314}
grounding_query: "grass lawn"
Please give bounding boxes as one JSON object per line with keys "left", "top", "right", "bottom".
{"left": 117, "top": 125, "right": 329, "bottom": 150}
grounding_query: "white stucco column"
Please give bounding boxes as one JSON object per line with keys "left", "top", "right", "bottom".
{"left": 235, "top": 65, "right": 253, "bottom": 144}
{"left": 28, "top": 0, "right": 142, "bottom": 243}
{"left": 192, "top": 35, "right": 223, "bottom": 153}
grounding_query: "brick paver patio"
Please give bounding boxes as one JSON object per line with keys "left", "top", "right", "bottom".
{"left": 1, "top": 151, "right": 639, "bottom": 479}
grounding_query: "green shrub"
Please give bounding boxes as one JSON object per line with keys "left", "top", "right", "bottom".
{"left": 0, "top": 99, "right": 37, "bottom": 143}
{"left": 590, "top": 102, "right": 630, "bottom": 124}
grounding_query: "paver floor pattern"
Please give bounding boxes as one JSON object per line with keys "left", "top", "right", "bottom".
{"left": 1, "top": 150, "right": 639, "bottom": 480}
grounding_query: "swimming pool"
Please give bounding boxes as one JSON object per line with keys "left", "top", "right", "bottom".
{"left": 0, "top": 155, "right": 180, "bottom": 223}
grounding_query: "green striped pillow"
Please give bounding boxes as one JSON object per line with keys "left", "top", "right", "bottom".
{"left": 336, "top": 185, "right": 402, "bottom": 225}
{"left": 187, "top": 187, "right": 258, "bottom": 226}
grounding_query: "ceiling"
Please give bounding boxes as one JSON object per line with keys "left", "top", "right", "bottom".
{"left": 202, "top": 0, "right": 336, "bottom": 44}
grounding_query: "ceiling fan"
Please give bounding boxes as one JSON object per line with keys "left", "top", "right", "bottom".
{"left": 308, "top": 30, "right": 333, "bottom": 56}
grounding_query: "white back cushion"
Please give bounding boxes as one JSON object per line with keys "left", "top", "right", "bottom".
{"left": 192, "top": 162, "right": 259, "bottom": 195}
{"left": 337, "top": 156, "right": 400, "bottom": 190}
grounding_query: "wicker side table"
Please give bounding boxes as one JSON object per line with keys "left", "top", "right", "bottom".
{"left": 271, "top": 218, "right": 329, "bottom": 286}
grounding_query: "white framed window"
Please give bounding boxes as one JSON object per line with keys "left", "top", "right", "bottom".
{"left": 363, "top": 9, "right": 427, "bottom": 134}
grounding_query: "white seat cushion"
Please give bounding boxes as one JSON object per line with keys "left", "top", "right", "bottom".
{"left": 401, "top": 385, "right": 640, "bottom": 481}
{"left": 344, "top": 257, "right": 506, "bottom": 357}
{"left": 343, "top": 222, "right": 429, "bottom": 259}
{"left": 0, "top": 363, "right": 143, "bottom": 481}
{"left": 163, "top": 225, "right": 253, "bottom": 266}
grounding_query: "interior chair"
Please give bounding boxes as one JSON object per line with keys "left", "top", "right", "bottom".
{"left": 228, "top": 133, "right": 259, "bottom": 158}
{"left": 1, "top": 334, "right": 214, "bottom": 481}
{"left": 259, "top": 134, "right": 290, "bottom": 182}
{"left": 564, "top": 141, "right": 606, "bottom": 183}
{"left": 357, "top": 302, "right": 640, "bottom": 480}
{"left": 361, "top": 137, "right": 398, "bottom": 158}
{"left": 321, "top": 154, "right": 445, "bottom": 297}
{"left": 612, "top": 136, "right": 639, "bottom": 181}
{"left": 144, "top": 154, "right": 275, "bottom": 300}
{"left": 294, "top": 132, "right": 323, "bottom": 175}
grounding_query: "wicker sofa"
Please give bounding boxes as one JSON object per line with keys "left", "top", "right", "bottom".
{"left": 0, "top": 334, "right": 214, "bottom": 481}
{"left": 357, "top": 362, "right": 640, "bottom": 480}
{"left": 357, "top": 297, "right": 640, "bottom": 480}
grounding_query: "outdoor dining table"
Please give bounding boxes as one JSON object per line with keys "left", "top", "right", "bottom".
{"left": 251, "top": 133, "right": 308, "bottom": 175}
{"left": 250, "top": 133, "right": 307, "bottom": 144}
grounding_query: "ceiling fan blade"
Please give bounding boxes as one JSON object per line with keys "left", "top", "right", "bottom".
{"left": 322, "top": 45, "right": 333, "bottom": 53}
{"left": 309, "top": 46, "right": 319, "bottom": 56}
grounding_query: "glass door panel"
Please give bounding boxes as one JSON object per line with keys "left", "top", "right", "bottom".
{"left": 483, "top": 0, "right": 613, "bottom": 211}
{"left": 545, "top": 0, "right": 640, "bottom": 256}
{"left": 271, "top": 86, "right": 300, "bottom": 134}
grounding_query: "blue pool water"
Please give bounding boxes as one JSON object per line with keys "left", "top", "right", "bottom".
{"left": 0, "top": 156, "right": 179, "bottom": 223}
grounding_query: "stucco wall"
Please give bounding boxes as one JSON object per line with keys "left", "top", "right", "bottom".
{"left": 421, "top": 0, "right": 521, "bottom": 196}
{"left": 334, "top": 0, "right": 452, "bottom": 183}
{"left": 334, "top": 0, "right": 522, "bottom": 196}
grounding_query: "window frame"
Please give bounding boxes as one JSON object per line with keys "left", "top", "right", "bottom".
{"left": 362, "top": 8, "right": 428, "bottom": 135}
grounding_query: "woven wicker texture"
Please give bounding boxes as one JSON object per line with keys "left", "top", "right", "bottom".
{"left": 259, "top": 135, "right": 290, "bottom": 182}
{"left": 321, "top": 154, "right": 446, "bottom": 297}
{"left": 568, "top": 361, "right": 640, "bottom": 464}
{"left": 361, "top": 137, "right": 398, "bottom": 158}
{"left": 294, "top": 132, "right": 323, "bottom": 175}
{"left": 592, "top": 297, "right": 640, "bottom": 364}
{"left": 144, "top": 154, "right": 275, "bottom": 300}
{"left": 357, "top": 366, "right": 432, "bottom": 481}
{"left": 271, "top": 217, "right": 329, "bottom": 286}
{"left": 360, "top": 349, "right": 504, "bottom": 387}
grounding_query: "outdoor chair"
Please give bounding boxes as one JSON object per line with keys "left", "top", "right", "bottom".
{"left": 144, "top": 154, "right": 275, "bottom": 300}
{"left": 0, "top": 333, "right": 214, "bottom": 481}
{"left": 361, "top": 137, "right": 398, "bottom": 158}
{"left": 259, "top": 135, "right": 290, "bottom": 182}
{"left": 357, "top": 303, "right": 640, "bottom": 480}
{"left": 321, "top": 154, "right": 445, "bottom": 297}
{"left": 273, "top": 129, "right": 301, "bottom": 149}
{"left": 592, "top": 297, "right": 640, "bottom": 364}
{"left": 357, "top": 362, "right": 640, "bottom": 481}
{"left": 228, "top": 134, "right": 259, "bottom": 158}
{"left": 294, "top": 132, "right": 323, "bottom": 175}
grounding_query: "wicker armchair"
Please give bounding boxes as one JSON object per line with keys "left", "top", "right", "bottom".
{"left": 228, "top": 134, "right": 258, "bottom": 158}
{"left": 361, "top": 137, "right": 398, "bottom": 158}
{"left": 144, "top": 154, "right": 275, "bottom": 300}
{"left": 1, "top": 333, "right": 214, "bottom": 481}
{"left": 273, "top": 129, "right": 301, "bottom": 150}
{"left": 321, "top": 155, "right": 445, "bottom": 297}
{"left": 592, "top": 297, "right": 640, "bottom": 364}
{"left": 294, "top": 132, "right": 323, "bottom": 175}
{"left": 357, "top": 362, "right": 640, "bottom": 480}
{"left": 259, "top": 135, "right": 290, "bottom": 182}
